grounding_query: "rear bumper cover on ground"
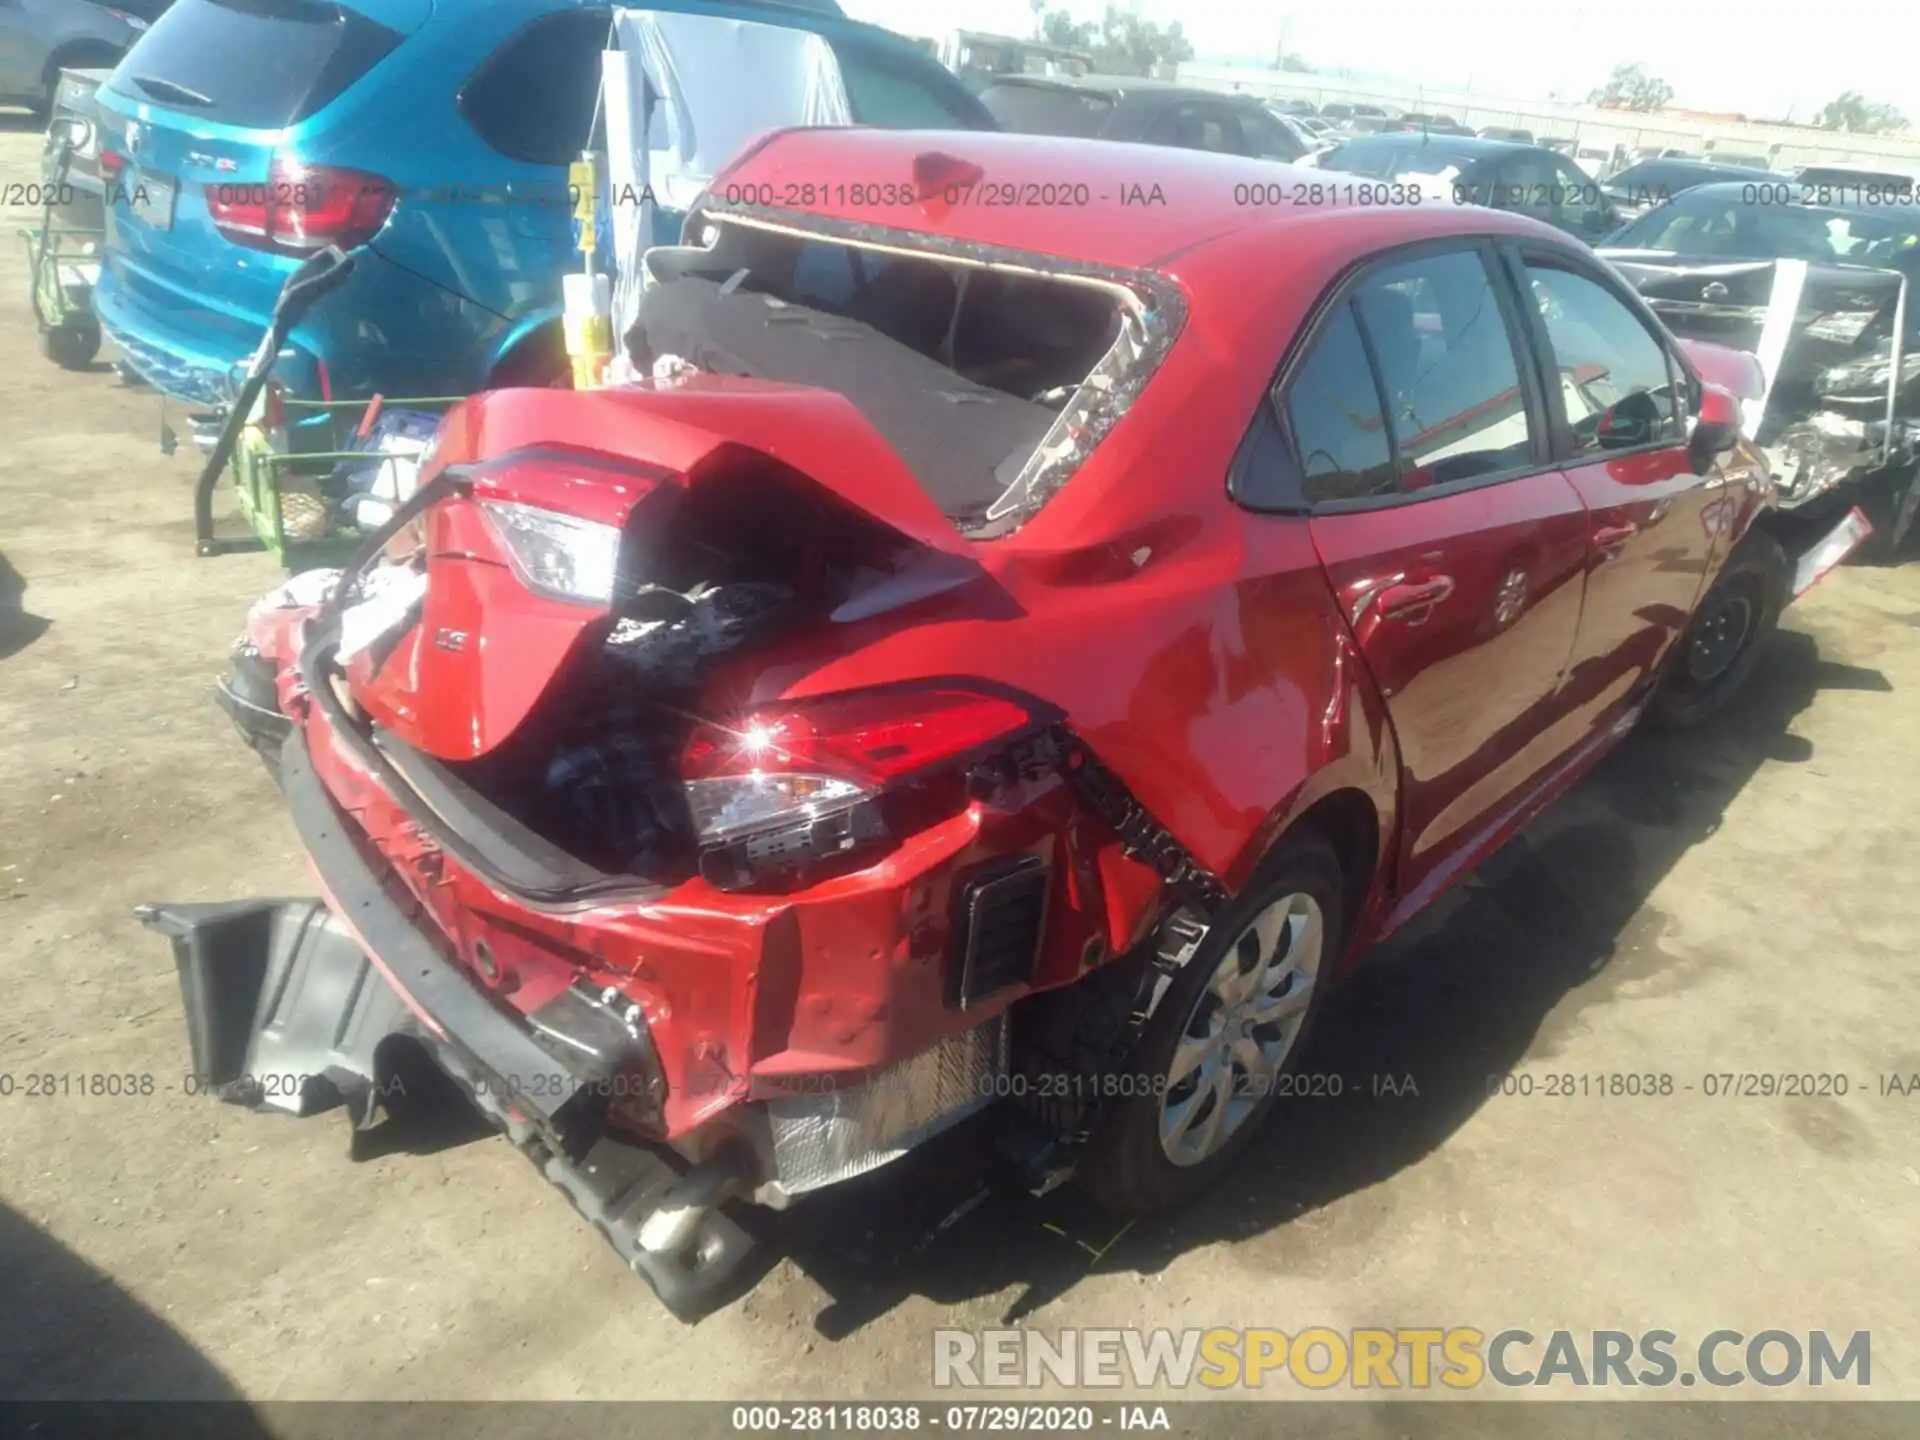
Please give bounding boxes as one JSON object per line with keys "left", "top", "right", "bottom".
{"left": 138, "top": 728, "right": 762, "bottom": 1320}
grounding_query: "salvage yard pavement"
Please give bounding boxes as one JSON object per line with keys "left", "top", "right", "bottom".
{"left": 3, "top": 123, "right": 1920, "bottom": 1421}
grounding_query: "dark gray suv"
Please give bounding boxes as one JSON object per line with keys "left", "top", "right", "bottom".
{"left": 0, "top": 0, "right": 151, "bottom": 116}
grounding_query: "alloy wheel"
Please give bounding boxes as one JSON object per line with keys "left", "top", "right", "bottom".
{"left": 1156, "top": 891, "right": 1323, "bottom": 1167}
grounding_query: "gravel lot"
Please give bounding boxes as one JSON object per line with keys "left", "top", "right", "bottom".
{"left": 3, "top": 120, "right": 1918, "bottom": 1431}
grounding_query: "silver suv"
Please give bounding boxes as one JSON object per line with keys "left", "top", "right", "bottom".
{"left": 0, "top": 0, "right": 148, "bottom": 117}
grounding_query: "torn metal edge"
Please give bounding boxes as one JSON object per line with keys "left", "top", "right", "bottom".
{"left": 658, "top": 200, "right": 1190, "bottom": 536}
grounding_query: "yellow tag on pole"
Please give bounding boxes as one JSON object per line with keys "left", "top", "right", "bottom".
{"left": 569, "top": 155, "right": 598, "bottom": 257}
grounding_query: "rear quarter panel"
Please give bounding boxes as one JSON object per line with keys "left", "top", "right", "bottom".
{"left": 752, "top": 210, "right": 1421, "bottom": 957}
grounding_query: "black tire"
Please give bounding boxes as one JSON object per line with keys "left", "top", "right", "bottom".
{"left": 42, "top": 316, "right": 101, "bottom": 370}
{"left": 488, "top": 329, "right": 574, "bottom": 390}
{"left": 36, "top": 47, "right": 121, "bottom": 123}
{"left": 1077, "top": 830, "right": 1347, "bottom": 1215}
{"left": 1646, "top": 531, "right": 1789, "bottom": 732}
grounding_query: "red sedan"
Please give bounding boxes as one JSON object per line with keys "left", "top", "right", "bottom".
{"left": 149, "top": 129, "right": 1867, "bottom": 1318}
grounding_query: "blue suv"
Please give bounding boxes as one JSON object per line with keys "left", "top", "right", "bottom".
{"left": 92, "top": 0, "right": 993, "bottom": 407}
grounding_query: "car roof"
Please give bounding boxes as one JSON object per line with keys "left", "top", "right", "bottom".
{"left": 1673, "top": 179, "right": 1920, "bottom": 219}
{"left": 711, "top": 126, "right": 1572, "bottom": 272}
{"left": 1797, "top": 161, "right": 1919, "bottom": 178}
{"left": 1331, "top": 132, "right": 1536, "bottom": 160}
{"left": 1613, "top": 157, "right": 1748, "bottom": 175}
{"left": 979, "top": 73, "right": 1262, "bottom": 104}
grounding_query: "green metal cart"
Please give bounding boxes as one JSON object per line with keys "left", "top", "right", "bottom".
{"left": 207, "top": 392, "right": 462, "bottom": 568}
{"left": 190, "top": 245, "right": 461, "bottom": 568}
{"left": 22, "top": 136, "right": 104, "bottom": 371}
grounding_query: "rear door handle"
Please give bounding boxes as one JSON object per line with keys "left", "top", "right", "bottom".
{"left": 1593, "top": 521, "right": 1640, "bottom": 553}
{"left": 1376, "top": 576, "right": 1455, "bottom": 621}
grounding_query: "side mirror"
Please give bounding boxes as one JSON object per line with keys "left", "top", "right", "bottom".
{"left": 1597, "top": 410, "right": 1654, "bottom": 448}
{"left": 1688, "top": 383, "right": 1740, "bottom": 475}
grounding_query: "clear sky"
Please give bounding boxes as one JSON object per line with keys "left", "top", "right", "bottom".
{"left": 839, "top": 0, "right": 1918, "bottom": 122}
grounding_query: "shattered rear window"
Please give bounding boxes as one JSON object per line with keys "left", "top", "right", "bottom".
{"left": 627, "top": 214, "right": 1180, "bottom": 535}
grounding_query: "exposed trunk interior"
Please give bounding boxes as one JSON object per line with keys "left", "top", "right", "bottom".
{"left": 443, "top": 455, "right": 974, "bottom": 882}
{"left": 628, "top": 217, "right": 1133, "bottom": 528}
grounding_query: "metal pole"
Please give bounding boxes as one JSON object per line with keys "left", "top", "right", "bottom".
{"left": 1886, "top": 274, "right": 1907, "bottom": 466}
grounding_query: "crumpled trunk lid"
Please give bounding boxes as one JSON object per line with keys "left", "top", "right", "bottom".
{"left": 341, "top": 378, "right": 984, "bottom": 763}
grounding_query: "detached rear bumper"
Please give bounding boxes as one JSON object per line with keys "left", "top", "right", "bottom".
{"left": 138, "top": 728, "right": 762, "bottom": 1320}
{"left": 1787, "top": 506, "right": 1873, "bottom": 599}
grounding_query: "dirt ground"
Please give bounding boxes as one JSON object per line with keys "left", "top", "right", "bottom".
{"left": 3, "top": 121, "right": 1919, "bottom": 1424}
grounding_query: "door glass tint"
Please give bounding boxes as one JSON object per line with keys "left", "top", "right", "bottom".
{"left": 1320, "top": 140, "right": 1394, "bottom": 178}
{"left": 1284, "top": 303, "right": 1396, "bottom": 503}
{"left": 1236, "top": 107, "right": 1304, "bottom": 161}
{"left": 1490, "top": 151, "right": 1568, "bottom": 221}
{"left": 1150, "top": 104, "right": 1236, "bottom": 154}
{"left": 1354, "top": 249, "right": 1534, "bottom": 488}
{"left": 832, "top": 39, "right": 987, "bottom": 128}
{"left": 107, "top": 0, "right": 403, "bottom": 128}
{"left": 461, "top": 11, "right": 609, "bottom": 165}
{"left": 979, "top": 83, "right": 1113, "bottom": 138}
{"left": 1525, "top": 263, "right": 1684, "bottom": 454}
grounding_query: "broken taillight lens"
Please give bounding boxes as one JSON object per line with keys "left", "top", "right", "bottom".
{"left": 680, "top": 689, "right": 1033, "bottom": 846}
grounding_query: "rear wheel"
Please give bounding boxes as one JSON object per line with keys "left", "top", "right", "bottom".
{"left": 42, "top": 316, "right": 101, "bottom": 370}
{"left": 1078, "top": 831, "right": 1345, "bottom": 1214}
{"left": 489, "top": 330, "right": 575, "bottom": 391}
{"left": 1647, "top": 532, "right": 1788, "bottom": 731}
{"left": 39, "top": 45, "right": 123, "bottom": 118}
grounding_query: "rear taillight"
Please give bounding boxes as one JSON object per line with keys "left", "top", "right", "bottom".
{"left": 680, "top": 689, "right": 1034, "bottom": 847}
{"left": 205, "top": 158, "right": 396, "bottom": 255}
{"left": 99, "top": 149, "right": 126, "bottom": 184}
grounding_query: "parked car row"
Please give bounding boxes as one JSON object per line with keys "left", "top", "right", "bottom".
{"left": 80, "top": 0, "right": 989, "bottom": 407}
{"left": 1599, "top": 182, "right": 1920, "bottom": 552}
{"left": 165, "top": 124, "right": 1880, "bottom": 1321}
{"left": 19, "top": 4, "right": 1896, "bottom": 1325}
{"left": 0, "top": 0, "right": 166, "bottom": 117}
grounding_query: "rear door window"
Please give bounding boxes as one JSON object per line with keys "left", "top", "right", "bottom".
{"left": 1523, "top": 260, "right": 1685, "bottom": 454}
{"left": 1145, "top": 102, "right": 1238, "bottom": 154}
{"left": 108, "top": 0, "right": 404, "bottom": 128}
{"left": 832, "top": 38, "right": 990, "bottom": 129}
{"left": 1351, "top": 248, "right": 1538, "bottom": 489}
{"left": 1387, "top": 145, "right": 1468, "bottom": 179}
{"left": 461, "top": 10, "right": 609, "bottom": 166}
{"left": 978, "top": 83, "right": 1113, "bottom": 138}
{"left": 1282, "top": 304, "right": 1396, "bottom": 504}
{"left": 1324, "top": 142, "right": 1397, "bottom": 179}
{"left": 1234, "top": 107, "right": 1305, "bottom": 162}
{"left": 1489, "top": 151, "right": 1565, "bottom": 221}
